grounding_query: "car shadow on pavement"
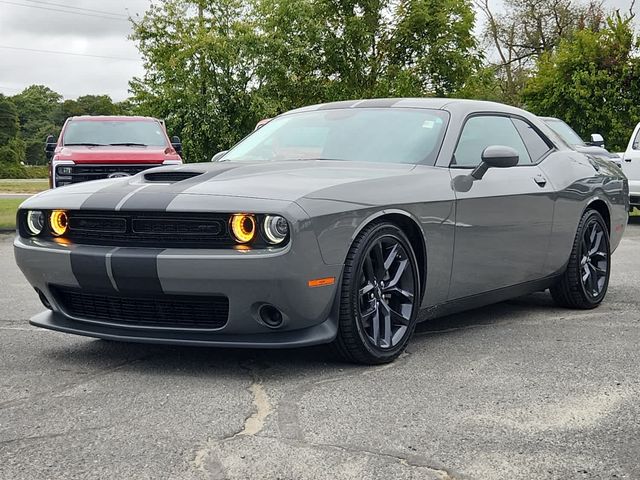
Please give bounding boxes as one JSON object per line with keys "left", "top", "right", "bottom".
{"left": 36, "top": 291, "right": 560, "bottom": 377}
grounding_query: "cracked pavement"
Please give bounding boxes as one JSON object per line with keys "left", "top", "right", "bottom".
{"left": 1, "top": 221, "right": 639, "bottom": 479}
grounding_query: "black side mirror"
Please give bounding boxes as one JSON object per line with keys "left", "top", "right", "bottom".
{"left": 452, "top": 145, "right": 519, "bottom": 193}
{"left": 171, "top": 136, "right": 182, "bottom": 154}
{"left": 44, "top": 134, "right": 57, "bottom": 160}
{"left": 589, "top": 133, "right": 605, "bottom": 148}
{"left": 471, "top": 145, "right": 519, "bottom": 180}
{"left": 211, "top": 150, "right": 228, "bottom": 162}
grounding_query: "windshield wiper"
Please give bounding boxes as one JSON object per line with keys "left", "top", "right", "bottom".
{"left": 64, "top": 142, "right": 107, "bottom": 146}
{"left": 109, "top": 143, "right": 148, "bottom": 146}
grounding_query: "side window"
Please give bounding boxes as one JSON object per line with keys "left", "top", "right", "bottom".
{"left": 512, "top": 118, "right": 552, "bottom": 162}
{"left": 453, "top": 116, "right": 532, "bottom": 167}
{"left": 633, "top": 128, "right": 640, "bottom": 150}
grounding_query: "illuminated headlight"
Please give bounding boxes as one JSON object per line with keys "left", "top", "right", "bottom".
{"left": 263, "top": 215, "right": 289, "bottom": 244}
{"left": 50, "top": 210, "right": 68, "bottom": 236}
{"left": 57, "top": 166, "right": 73, "bottom": 175}
{"left": 26, "top": 210, "right": 45, "bottom": 236}
{"left": 230, "top": 214, "right": 256, "bottom": 244}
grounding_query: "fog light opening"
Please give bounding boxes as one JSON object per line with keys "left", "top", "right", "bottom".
{"left": 259, "top": 304, "right": 284, "bottom": 328}
{"left": 35, "top": 288, "right": 52, "bottom": 310}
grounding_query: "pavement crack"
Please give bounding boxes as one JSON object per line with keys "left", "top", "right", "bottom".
{"left": 257, "top": 434, "right": 459, "bottom": 479}
{"left": 192, "top": 359, "right": 273, "bottom": 476}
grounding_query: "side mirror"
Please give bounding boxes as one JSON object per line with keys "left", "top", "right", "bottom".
{"left": 471, "top": 145, "right": 519, "bottom": 180}
{"left": 589, "top": 133, "right": 605, "bottom": 148}
{"left": 171, "top": 136, "right": 182, "bottom": 154}
{"left": 211, "top": 150, "right": 228, "bottom": 162}
{"left": 44, "top": 134, "right": 57, "bottom": 160}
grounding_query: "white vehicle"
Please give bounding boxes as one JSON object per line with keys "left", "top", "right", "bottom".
{"left": 619, "top": 123, "right": 640, "bottom": 212}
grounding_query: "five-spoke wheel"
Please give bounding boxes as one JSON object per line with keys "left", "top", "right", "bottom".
{"left": 334, "top": 222, "right": 420, "bottom": 364}
{"left": 551, "top": 209, "right": 610, "bottom": 309}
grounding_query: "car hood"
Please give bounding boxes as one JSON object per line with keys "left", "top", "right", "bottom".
{"left": 55, "top": 145, "right": 177, "bottom": 163}
{"left": 22, "top": 160, "right": 420, "bottom": 210}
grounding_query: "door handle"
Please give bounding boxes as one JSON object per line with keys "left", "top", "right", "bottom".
{"left": 625, "top": 158, "right": 632, "bottom": 162}
{"left": 533, "top": 174, "right": 547, "bottom": 187}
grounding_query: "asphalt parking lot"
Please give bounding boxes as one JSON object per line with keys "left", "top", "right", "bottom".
{"left": 1, "top": 222, "right": 639, "bottom": 480}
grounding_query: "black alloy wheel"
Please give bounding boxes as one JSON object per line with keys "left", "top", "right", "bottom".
{"left": 579, "top": 217, "right": 609, "bottom": 299}
{"left": 334, "top": 222, "right": 421, "bottom": 364}
{"left": 551, "top": 209, "right": 610, "bottom": 309}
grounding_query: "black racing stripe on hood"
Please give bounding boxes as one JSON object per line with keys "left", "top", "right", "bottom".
{"left": 110, "top": 248, "right": 164, "bottom": 294}
{"left": 80, "top": 179, "right": 148, "bottom": 210}
{"left": 70, "top": 246, "right": 117, "bottom": 293}
{"left": 116, "top": 168, "right": 233, "bottom": 210}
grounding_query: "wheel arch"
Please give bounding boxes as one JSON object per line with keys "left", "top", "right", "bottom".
{"left": 350, "top": 209, "right": 427, "bottom": 303}
{"left": 585, "top": 197, "right": 611, "bottom": 234}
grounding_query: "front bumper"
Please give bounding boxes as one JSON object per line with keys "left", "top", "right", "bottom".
{"left": 14, "top": 230, "right": 342, "bottom": 347}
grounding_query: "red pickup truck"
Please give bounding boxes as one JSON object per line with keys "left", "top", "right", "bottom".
{"left": 45, "top": 116, "right": 183, "bottom": 188}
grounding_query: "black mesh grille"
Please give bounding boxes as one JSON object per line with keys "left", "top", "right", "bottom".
{"left": 144, "top": 171, "right": 202, "bottom": 182}
{"left": 66, "top": 211, "right": 232, "bottom": 248}
{"left": 51, "top": 286, "right": 229, "bottom": 330}
{"left": 57, "top": 164, "right": 158, "bottom": 183}
{"left": 631, "top": 195, "right": 639, "bottom": 206}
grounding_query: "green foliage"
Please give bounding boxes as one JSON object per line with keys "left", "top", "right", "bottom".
{"left": 0, "top": 96, "right": 20, "bottom": 146}
{"left": 0, "top": 164, "right": 48, "bottom": 179}
{"left": 130, "top": 0, "right": 482, "bottom": 162}
{"left": 0, "top": 137, "right": 26, "bottom": 164}
{"left": 523, "top": 12, "right": 640, "bottom": 151}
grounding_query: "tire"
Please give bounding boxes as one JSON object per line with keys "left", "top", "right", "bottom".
{"left": 550, "top": 209, "right": 611, "bottom": 309}
{"left": 333, "top": 221, "right": 421, "bottom": 364}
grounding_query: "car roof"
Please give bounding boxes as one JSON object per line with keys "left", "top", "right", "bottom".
{"left": 539, "top": 116, "right": 562, "bottom": 122}
{"left": 285, "top": 97, "right": 534, "bottom": 117}
{"left": 68, "top": 116, "right": 161, "bottom": 122}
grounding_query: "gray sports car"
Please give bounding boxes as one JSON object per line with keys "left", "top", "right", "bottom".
{"left": 14, "top": 99, "right": 629, "bottom": 364}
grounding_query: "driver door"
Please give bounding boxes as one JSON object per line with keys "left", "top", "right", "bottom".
{"left": 448, "top": 114, "right": 556, "bottom": 300}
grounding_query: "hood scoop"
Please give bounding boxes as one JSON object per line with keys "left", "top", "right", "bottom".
{"left": 144, "top": 171, "right": 203, "bottom": 183}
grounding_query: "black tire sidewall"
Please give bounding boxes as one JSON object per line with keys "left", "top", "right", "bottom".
{"left": 577, "top": 211, "right": 611, "bottom": 305}
{"left": 346, "top": 223, "right": 421, "bottom": 360}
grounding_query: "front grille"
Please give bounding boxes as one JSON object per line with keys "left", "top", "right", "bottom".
{"left": 144, "top": 171, "right": 202, "bottom": 182}
{"left": 57, "top": 164, "right": 158, "bottom": 184}
{"left": 51, "top": 286, "right": 229, "bottom": 330}
{"left": 631, "top": 195, "right": 640, "bottom": 206}
{"left": 66, "top": 211, "right": 232, "bottom": 248}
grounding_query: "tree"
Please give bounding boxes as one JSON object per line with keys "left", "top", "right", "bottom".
{"left": 11, "top": 85, "right": 62, "bottom": 165}
{"left": 130, "top": 0, "right": 261, "bottom": 162}
{"left": 474, "top": 0, "right": 606, "bottom": 105}
{"left": 523, "top": 11, "right": 640, "bottom": 150}
{"left": 0, "top": 96, "right": 20, "bottom": 146}
{"left": 130, "top": 0, "right": 483, "bottom": 162}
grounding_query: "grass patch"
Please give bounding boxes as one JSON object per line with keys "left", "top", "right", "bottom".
{"left": 0, "top": 179, "right": 49, "bottom": 194}
{"left": 0, "top": 198, "right": 23, "bottom": 230}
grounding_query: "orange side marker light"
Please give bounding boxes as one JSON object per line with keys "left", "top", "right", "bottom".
{"left": 308, "top": 277, "right": 336, "bottom": 288}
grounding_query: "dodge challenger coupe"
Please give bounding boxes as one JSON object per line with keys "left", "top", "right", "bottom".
{"left": 14, "top": 99, "right": 629, "bottom": 364}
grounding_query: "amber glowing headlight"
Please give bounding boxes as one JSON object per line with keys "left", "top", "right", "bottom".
{"left": 50, "top": 210, "right": 68, "bottom": 236}
{"left": 230, "top": 214, "right": 256, "bottom": 243}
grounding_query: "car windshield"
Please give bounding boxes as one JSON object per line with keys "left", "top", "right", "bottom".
{"left": 544, "top": 119, "right": 585, "bottom": 146}
{"left": 222, "top": 108, "right": 449, "bottom": 164}
{"left": 62, "top": 120, "right": 168, "bottom": 147}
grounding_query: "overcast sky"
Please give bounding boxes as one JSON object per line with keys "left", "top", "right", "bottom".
{"left": 0, "top": 0, "right": 637, "bottom": 101}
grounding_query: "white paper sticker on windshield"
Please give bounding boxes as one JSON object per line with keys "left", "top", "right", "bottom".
{"left": 422, "top": 120, "right": 435, "bottom": 129}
